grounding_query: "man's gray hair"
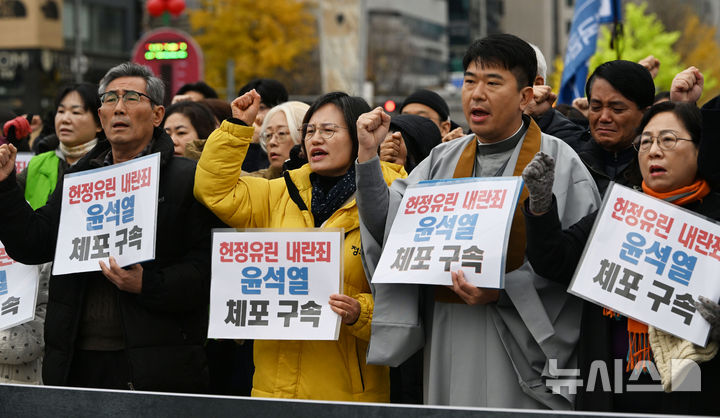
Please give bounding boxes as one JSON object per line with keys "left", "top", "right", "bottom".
{"left": 98, "top": 62, "right": 165, "bottom": 106}
{"left": 529, "top": 43, "right": 547, "bottom": 83}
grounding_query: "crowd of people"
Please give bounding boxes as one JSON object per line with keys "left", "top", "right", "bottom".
{"left": 0, "top": 32, "right": 719, "bottom": 415}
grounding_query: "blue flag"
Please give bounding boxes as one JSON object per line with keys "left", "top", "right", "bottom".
{"left": 558, "top": 0, "right": 622, "bottom": 104}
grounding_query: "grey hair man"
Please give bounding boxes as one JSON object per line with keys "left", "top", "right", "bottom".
{"left": 0, "top": 62, "right": 217, "bottom": 392}
{"left": 529, "top": 43, "right": 547, "bottom": 85}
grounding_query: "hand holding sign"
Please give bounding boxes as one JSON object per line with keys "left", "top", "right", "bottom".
{"left": 231, "top": 89, "right": 262, "bottom": 126}
{"left": 328, "top": 294, "right": 360, "bottom": 325}
{"left": 357, "top": 107, "right": 391, "bottom": 163}
{"left": 99, "top": 256, "right": 143, "bottom": 293}
{"left": 450, "top": 270, "right": 499, "bottom": 305}
{"left": 0, "top": 144, "right": 17, "bottom": 182}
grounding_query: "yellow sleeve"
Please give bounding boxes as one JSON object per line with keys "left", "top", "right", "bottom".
{"left": 193, "top": 120, "right": 271, "bottom": 228}
{"left": 347, "top": 292, "right": 374, "bottom": 342}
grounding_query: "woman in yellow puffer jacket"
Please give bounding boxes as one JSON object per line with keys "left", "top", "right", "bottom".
{"left": 194, "top": 90, "right": 404, "bottom": 402}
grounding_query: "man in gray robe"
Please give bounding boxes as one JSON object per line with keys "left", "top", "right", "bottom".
{"left": 355, "top": 34, "right": 601, "bottom": 409}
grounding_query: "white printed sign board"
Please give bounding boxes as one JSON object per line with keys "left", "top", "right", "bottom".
{"left": 15, "top": 152, "right": 33, "bottom": 175}
{"left": 209, "top": 229, "right": 343, "bottom": 340}
{"left": 372, "top": 177, "right": 523, "bottom": 288}
{"left": 53, "top": 153, "right": 160, "bottom": 275}
{"left": 569, "top": 183, "right": 720, "bottom": 346}
{"left": 0, "top": 242, "right": 39, "bottom": 332}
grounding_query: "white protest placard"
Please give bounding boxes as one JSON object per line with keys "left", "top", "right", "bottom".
{"left": 53, "top": 153, "right": 160, "bottom": 275}
{"left": 372, "top": 177, "right": 523, "bottom": 288}
{"left": 569, "top": 183, "right": 720, "bottom": 346}
{"left": 15, "top": 152, "right": 33, "bottom": 175}
{"left": 208, "top": 229, "right": 343, "bottom": 340}
{"left": 0, "top": 242, "right": 39, "bottom": 332}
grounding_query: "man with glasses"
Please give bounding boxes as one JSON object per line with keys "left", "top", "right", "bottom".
{"left": 0, "top": 62, "right": 217, "bottom": 392}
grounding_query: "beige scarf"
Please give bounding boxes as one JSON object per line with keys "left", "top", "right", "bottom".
{"left": 59, "top": 138, "right": 98, "bottom": 162}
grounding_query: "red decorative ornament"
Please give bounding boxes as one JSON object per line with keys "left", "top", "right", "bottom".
{"left": 167, "top": 0, "right": 186, "bottom": 16}
{"left": 147, "top": 0, "right": 165, "bottom": 17}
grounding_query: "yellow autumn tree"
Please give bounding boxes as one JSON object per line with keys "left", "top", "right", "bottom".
{"left": 189, "top": 0, "right": 317, "bottom": 97}
{"left": 548, "top": 56, "right": 564, "bottom": 96}
{"left": 674, "top": 13, "right": 720, "bottom": 105}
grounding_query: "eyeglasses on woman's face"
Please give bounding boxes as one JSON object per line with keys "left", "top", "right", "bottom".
{"left": 633, "top": 130, "right": 693, "bottom": 152}
{"left": 260, "top": 129, "right": 293, "bottom": 143}
{"left": 302, "top": 123, "right": 347, "bottom": 141}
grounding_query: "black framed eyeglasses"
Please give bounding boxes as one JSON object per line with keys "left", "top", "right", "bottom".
{"left": 633, "top": 131, "right": 694, "bottom": 152}
{"left": 100, "top": 90, "right": 156, "bottom": 106}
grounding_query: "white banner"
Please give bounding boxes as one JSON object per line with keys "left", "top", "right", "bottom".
{"left": 209, "top": 229, "right": 343, "bottom": 340}
{"left": 372, "top": 177, "right": 523, "bottom": 288}
{"left": 569, "top": 183, "right": 720, "bottom": 346}
{"left": 0, "top": 242, "right": 39, "bottom": 332}
{"left": 53, "top": 153, "right": 160, "bottom": 275}
{"left": 15, "top": 152, "right": 33, "bottom": 175}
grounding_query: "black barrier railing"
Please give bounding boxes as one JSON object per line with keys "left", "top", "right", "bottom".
{"left": 0, "top": 383, "right": 695, "bottom": 418}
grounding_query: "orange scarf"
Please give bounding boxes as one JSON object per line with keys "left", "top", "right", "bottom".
{"left": 607, "top": 178, "right": 710, "bottom": 372}
{"left": 642, "top": 178, "right": 711, "bottom": 205}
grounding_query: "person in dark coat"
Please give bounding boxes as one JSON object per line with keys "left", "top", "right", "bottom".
{"left": 669, "top": 66, "right": 720, "bottom": 191}
{"left": 378, "top": 113, "right": 441, "bottom": 174}
{"left": 532, "top": 61, "right": 654, "bottom": 196}
{"left": 376, "top": 113, "right": 441, "bottom": 403}
{"left": 0, "top": 62, "right": 218, "bottom": 393}
{"left": 522, "top": 101, "right": 720, "bottom": 415}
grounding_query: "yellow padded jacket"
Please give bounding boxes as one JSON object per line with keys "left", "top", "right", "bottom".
{"left": 194, "top": 120, "right": 404, "bottom": 402}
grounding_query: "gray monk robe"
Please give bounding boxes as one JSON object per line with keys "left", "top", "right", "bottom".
{"left": 356, "top": 116, "right": 601, "bottom": 409}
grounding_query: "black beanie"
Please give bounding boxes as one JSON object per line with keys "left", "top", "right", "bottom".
{"left": 237, "top": 78, "right": 288, "bottom": 107}
{"left": 400, "top": 89, "right": 450, "bottom": 122}
{"left": 389, "top": 114, "right": 441, "bottom": 172}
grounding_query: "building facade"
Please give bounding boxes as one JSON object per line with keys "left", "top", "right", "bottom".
{"left": 367, "top": 0, "right": 448, "bottom": 95}
{"left": 0, "top": 0, "right": 140, "bottom": 115}
{"left": 500, "top": 0, "right": 574, "bottom": 77}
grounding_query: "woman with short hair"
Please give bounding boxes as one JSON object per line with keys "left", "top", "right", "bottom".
{"left": 251, "top": 101, "right": 309, "bottom": 180}
{"left": 194, "top": 90, "right": 402, "bottom": 401}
